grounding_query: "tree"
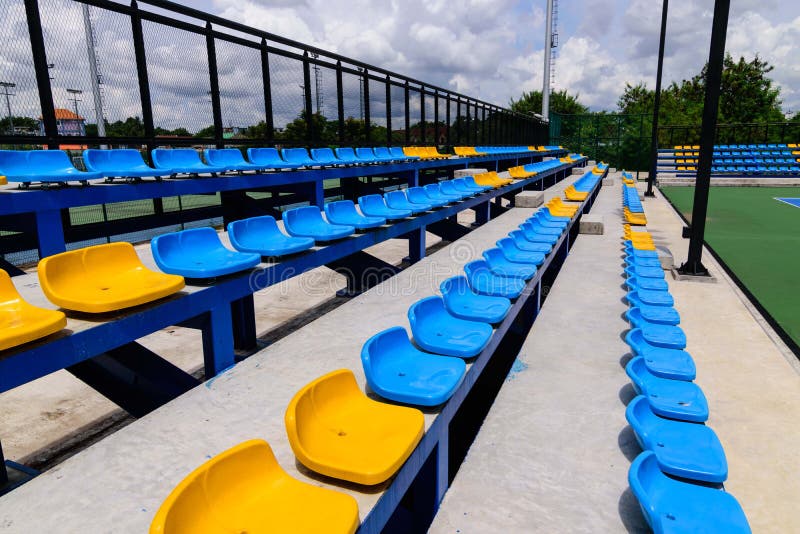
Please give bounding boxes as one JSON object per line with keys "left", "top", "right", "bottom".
{"left": 510, "top": 89, "right": 588, "bottom": 116}
{"left": 194, "top": 125, "right": 216, "bottom": 139}
{"left": 617, "top": 54, "right": 783, "bottom": 125}
{"left": 0, "top": 116, "right": 39, "bottom": 134}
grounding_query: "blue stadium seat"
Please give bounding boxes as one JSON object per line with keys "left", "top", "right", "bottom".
{"left": 624, "top": 273, "right": 669, "bottom": 292}
{"left": 450, "top": 177, "right": 485, "bottom": 194}
{"left": 408, "top": 296, "right": 493, "bottom": 358}
{"left": 203, "top": 148, "right": 264, "bottom": 172}
{"left": 407, "top": 186, "right": 448, "bottom": 208}
{"left": 246, "top": 147, "right": 301, "bottom": 170}
{"left": 354, "top": 147, "right": 381, "bottom": 164}
{"left": 625, "top": 328, "right": 695, "bottom": 380}
{"left": 385, "top": 190, "right": 431, "bottom": 214}
{"left": 151, "top": 227, "right": 261, "bottom": 279}
{"left": 519, "top": 222, "right": 559, "bottom": 245}
{"left": 423, "top": 183, "right": 460, "bottom": 203}
{"left": 624, "top": 242, "right": 659, "bottom": 258}
{"left": 83, "top": 149, "right": 172, "bottom": 181}
{"left": 0, "top": 149, "right": 103, "bottom": 185}
{"left": 530, "top": 211, "right": 567, "bottom": 229}
{"left": 390, "top": 146, "right": 419, "bottom": 160}
{"left": 507, "top": 230, "right": 552, "bottom": 254}
{"left": 324, "top": 200, "right": 386, "bottom": 230}
{"left": 309, "top": 147, "right": 343, "bottom": 166}
{"left": 371, "top": 147, "right": 397, "bottom": 162}
{"left": 482, "top": 248, "right": 537, "bottom": 280}
{"left": 361, "top": 326, "right": 466, "bottom": 406}
{"left": 358, "top": 194, "right": 412, "bottom": 220}
{"left": 464, "top": 260, "right": 526, "bottom": 299}
{"left": 626, "top": 289, "right": 675, "bottom": 307}
{"left": 626, "top": 396, "right": 727, "bottom": 483}
{"left": 334, "top": 147, "right": 361, "bottom": 165}
{"left": 540, "top": 208, "right": 571, "bottom": 223}
{"left": 625, "top": 254, "right": 661, "bottom": 268}
{"left": 281, "top": 148, "right": 316, "bottom": 167}
{"left": 496, "top": 238, "right": 546, "bottom": 266}
{"left": 439, "top": 180, "right": 471, "bottom": 199}
{"left": 626, "top": 304, "right": 680, "bottom": 325}
{"left": 152, "top": 148, "right": 227, "bottom": 175}
{"left": 625, "top": 309, "right": 687, "bottom": 349}
{"left": 628, "top": 452, "right": 750, "bottom": 533}
{"left": 440, "top": 275, "right": 511, "bottom": 323}
{"left": 523, "top": 218, "right": 561, "bottom": 235}
{"left": 626, "top": 356, "right": 709, "bottom": 422}
{"left": 227, "top": 216, "right": 315, "bottom": 257}
{"left": 283, "top": 206, "right": 354, "bottom": 241}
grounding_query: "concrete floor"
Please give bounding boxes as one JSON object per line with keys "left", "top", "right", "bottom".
{"left": 430, "top": 176, "right": 800, "bottom": 533}
{"left": 0, "top": 210, "right": 468, "bottom": 464}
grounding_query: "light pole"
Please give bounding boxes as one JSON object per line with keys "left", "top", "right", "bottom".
{"left": 645, "top": 0, "right": 669, "bottom": 197}
{"left": 66, "top": 88, "right": 83, "bottom": 118}
{"left": 0, "top": 81, "right": 16, "bottom": 135}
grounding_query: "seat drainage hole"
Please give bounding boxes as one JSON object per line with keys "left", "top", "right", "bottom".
{"left": 100, "top": 287, "right": 110, "bottom": 291}
{"left": 337, "top": 431, "right": 347, "bottom": 437}
{"left": 678, "top": 401, "right": 689, "bottom": 406}
{"left": 398, "top": 372, "right": 406, "bottom": 377}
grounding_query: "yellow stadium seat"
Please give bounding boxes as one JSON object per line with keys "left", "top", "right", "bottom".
{"left": 403, "top": 146, "right": 422, "bottom": 158}
{"left": 691, "top": 145, "right": 700, "bottom": 150}
{"left": 564, "top": 185, "right": 588, "bottom": 202}
{"left": 454, "top": 146, "right": 482, "bottom": 157}
{"left": 508, "top": 166, "right": 535, "bottom": 179}
{"left": 472, "top": 171, "right": 513, "bottom": 188}
{"left": 38, "top": 242, "right": 185, "bottom": 313}
{"left": 0, "top": 175, "right": 6, "bottom": 186}
{"left": 537, "top": 145, "right": 547, "bottom": 151}
{"left": 788, "top": 143, "right": 797, "bottom": 148}
{"left": 559, "top": 157, "right": 572, "bottom": 163}
{"left": 149, "top": 439, "right": 359, "bottom": 534}
{"left": 793, "top": 151, "right": 800, "bottom": 156}
{"left": 673, "top": 145, "right": 682, "bottom": 150}
{"left": 547, "top": 198, "right": 579, "bottom": 217}
{"left": 422, "top": 146, "right": 450, "bottom": 159}
{"left": 285, "top": 369, "right": 424, "bottom": 486}
{"left": 0, "top": 269, "right": 66, "bottom": 351}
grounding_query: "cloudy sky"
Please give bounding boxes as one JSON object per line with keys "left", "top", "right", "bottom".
{"left": 194, "top": 0, "right": 800, "bottom": 114}
{"left": 1, "top": 0, "right": 798, "bottom": 133}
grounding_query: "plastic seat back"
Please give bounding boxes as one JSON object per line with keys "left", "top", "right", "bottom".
{"left": 204, "top": 148, "right": 247, "bottom": 167}
{"left": 354, "top": 148, "right": 378, "bottom": 162}
{"left": 0, "top": 150, "right": 30, "bottom": 176}
{"left": 389, "top": 146, "right": 411, "bottom": 159}
{"left": 228, "top": 215, "right": 282, "bottom": 248}
{"left": 152, "top": 148, "right": 202, "bottom": 169}
{"left": 154, "top": 227, "right": 223, "bottom": 264}
{"left": 310, "top": 147, "right": 339, "bottom": 165}
{"left": 282, "top": 148, "right": 313, "bottom": 166}
{"left": 247, "top": 147, "right": 286, "bottom": 166}
{"left": 373, "top": 147, "right": 394, "bottom": 160}
{"left": 27, "top": 150, "right": 78, "bottom": 174}
{"left": 334, "top": 147, "right": 359, "bottom": 163}
{"left": 85, "top": 148, "right": 148, "bottom": 173}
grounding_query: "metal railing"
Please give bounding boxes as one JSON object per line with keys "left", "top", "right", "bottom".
{"left": 0, "top": 0, "right": 546, "bottom": 150}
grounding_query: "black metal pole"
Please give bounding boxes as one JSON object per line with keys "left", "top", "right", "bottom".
{"left": 420, "top": 86, "right": 426, "bottom": 145}
{"left": 385, "top": 75, "right": 392, "bottom": 146}
{"left": 362, "top": 69, "right": 371, "bottom": 143}
{"left": 445, "top": 95, "right": 451, "bottom": 146}
{"left": 646, "top": 0, "right": 669, "bottom": 196}
{"left": 260, "top": 38, "right": 274, "bottom": 145}
{"left": 302, "top": 51, "right": 314, "bottom": 144}
{"left": 25, "top": 0, "right": 58, "bottom": 148}
{"left": 130, "top": 0, "right": 155, "bottom": 152}
{"left": 404, "top": 81, "right": 410, "bottom": 145}
{"left": 205, "top": 22, "right": 223, "bottom": 148}
{"left": 336, "top": 61, "right": 344, "bottom": 143}
{"left": 678, "top": 0, "right": 730, "bottom": 277}
{"left": 433, "top": 90, "right": 439, "bottom": 144}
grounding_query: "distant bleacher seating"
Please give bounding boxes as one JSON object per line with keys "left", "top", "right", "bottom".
{"left": 657, "top": 143, "right": 800, "bottom": 177}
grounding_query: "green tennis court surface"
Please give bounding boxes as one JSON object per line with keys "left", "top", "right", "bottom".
{"left": 660, "top": 186, "right": 800, "bottom": 348}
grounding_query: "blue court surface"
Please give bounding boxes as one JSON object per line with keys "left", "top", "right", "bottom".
{"left": 775, "top": 198, "right": 800, "bottom": 208}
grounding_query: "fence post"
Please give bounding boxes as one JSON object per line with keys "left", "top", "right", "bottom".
{"left": 362, "top": 68, "right": 370, "bottom": 144}
{"left": 446, "top": 95, "right": 451, "bottom": 146}
{"left": 404, "top": 81, "right": 410, "bottom": 145}
{"left": 455, "top": 99, "right": 461, "bottom": 145}
{"left": 433, "top": 90, "right": 439, "bottom": 144}
{"left": 302, "top": 51, "right": 314, "bottom": 144}
{"left": 24, "top": 0, "right": 57, "bottom": 148}
{"left": 130, "top": 0, "right": 155, "bottom": 153}
{"left": 260, "top": 38, "right": 274, "bottom": 145}
{"left": 205, "top": 22, "right": 224, "bottom": 148}
{"left": 385, "top": 75, "right": 392, "bottom": 146}
{"left": 420, "top": 85, "right": 426, "bottom": 145}
{"left": 336, "top": 61, "right": 344, "bottom": 143}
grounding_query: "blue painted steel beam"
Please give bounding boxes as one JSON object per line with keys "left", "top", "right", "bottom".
{"left": 0, "top": 163, "right": 576, "bottom": 395}
{"left": 357, "top": 168, "right": 605, "bottom": 533}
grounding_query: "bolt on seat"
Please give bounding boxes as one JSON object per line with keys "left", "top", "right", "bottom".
{"left": 151, "top": 227, "right": 261, "bottom": 279}
{"left": 149, "top": 439, "right": 359, "bottom": 534}
{"left": 0, "top": 269, "right": 66, "bottom": 351}
{"left": 227, "top": 216, "right": 315, "bottom": 257}
{"left": 38, "top": 242, "right": 185, "bottom": 313}
{"left": 361, "top": 326, "right": 466, "bottom": 406}
{"left": 285, "top": 369, "right": 424, "bottom": 485}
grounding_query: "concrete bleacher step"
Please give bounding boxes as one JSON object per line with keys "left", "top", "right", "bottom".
{"left": 0, "top": 172, "right": 595, "bottom": 532}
